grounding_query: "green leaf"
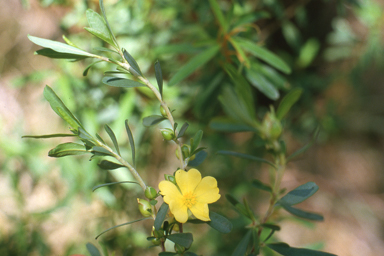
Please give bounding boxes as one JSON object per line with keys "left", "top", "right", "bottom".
{"left": 188, "top": 150, "right": 207, "bottom": 167}
{"left": 92, "top": 181, "right": 139, "bottom": 192}
{"left": 48, "top": 142, "right": 88, "bottom": 157}
{"left": 125, "top": 120, "right": 136, "bottom": 168}
{"left": 235, "top": 37, "right": 291, "bottom": 74}
{"left": 276, "top": 88, "right": 303, "bottom": 120}
{"left": 167, "top": 233, "right": 193, "bottom": 248}
{"left": 168, "top": 45, "right": 220, "bottom": 86}
{"left": 287, "top": 128, "right": 319, "bottom": 162}
{"left": 97, "top": 160, "right": 125, "bottom": 170}
{"left": 278, "top": 182, "right": 319, "bottom": 206}
{"left": 92, "top": 146, "right": 114, "bottom": 156}
{"left": 184, "top": 252, "right": 198, "bottom": 256}
{"left": 78, "top": 127, "right": 97, "bottom": 147}
{"left": 34, "top": 48, "right": 88, "bottom": 60}
{"left": 207, "top": 212, "right": 233, "bottom": 234}
{"left": 159, "top": 253, "right": 178, "bottom": 256}
{"left": 154, "top": 203, "right": 169, "bottom": 230}
{"left": 86, "top": 243, "right": 102, "bottom": 256}
{"left": 83, "top": 60, "right": 102, "bottom": 76}
{"left": 209, "top": 117, "right": 256, "bottom": 132}
{"left": 245, "top": 67, "right": 279, "bottom": 100}
{"left": 190, "top": 130, "right": 203, "bottom": 154}
{"left": 261, "top": 223, "right": 281, "bottom": 231}
{"left": 94, "top": 46, "right": 118, "bottom": 53}
{"left": 104, "top": 124, "right": 120, "bottom": 155}
{"left": 28, "top": 35, "right": 95, "bottom": 58}
{"left": 102, "top": 76, "right": 144, "bottom": 88}
{"left": 177, "top": 122, "right": 189, "bottom": 139}
{"left": 208, "top": 0, "right": 229, "bottom": 32}
{"left": 95, "top": 217, "right": 151, "bottom": 239}
{"left": 43, "top": 85, "right": 83, "bottom": 130}
{"left": 154, "top": 60, "right": 163, "bottom": 98}
{"left": 281, "top": 204, "right": 324, "bottom": 221}
{"left": 99, "top": 0, "right": 119, "bottom": 49}
{"left": 85, "top": 9, "right": 114, "bottom": 46}
{"left": 231, "top": 229, "right": 252, "bottom": 256}
{"left": 217, "top": 151, "right": 276, "bottom": 168}
{"left": 225, "top": 194, "right": 251, "bottom": 219}
{"left": 123, "top": 49, "right": 143, "bottom": 76}
{"left": 267, "top": 243, "right": 337, "bottom": 256}
{"left": 143, "top": 115, "right": 167, "bottom": 127}
{"left": 252, "top": 179, "right": 272, "bottom": 193}
{"left": 22, "top": 133, "right": 76, "bottom": 139}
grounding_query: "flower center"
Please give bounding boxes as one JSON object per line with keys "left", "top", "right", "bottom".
{"left": 182, "top": 191, "right": 197, "bottom": 208}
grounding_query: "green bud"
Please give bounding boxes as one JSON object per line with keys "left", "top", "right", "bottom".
{"left": 137, "top": 198, "right": 152, "bottom": 217}
{"left": 161, "top": 128, "right": 175, "bottom": 141}
{"left": 164, "top": 174, "right": 176, "bottom": 184}
{"left": 145, "top": 186, "right": 158, "bottom": 200}
{"left": 261, "top": 107, "right": 282, "bottom": 141}
{"left": 160, "top": 105, "right": 168, "bottom": 118}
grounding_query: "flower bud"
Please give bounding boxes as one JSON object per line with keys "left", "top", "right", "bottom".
{"left": 160, "top": 105, "right": 168, "bottom": 118}
{"left": 164, "top": 174, "right": 176, "bottom": 184}
{"left": 137, "top": 198, "right": 152, "bottom": 217}
{"left": 161, "top": 128, "right": 175, "bottom": 141}
{"left": 145, "top": 186, "right": 158, "bottom": 200}
{"left": 260, "top": 108, "right": 282, "bottom": 142}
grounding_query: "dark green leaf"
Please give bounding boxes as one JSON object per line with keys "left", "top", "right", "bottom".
{"left": 168, "top": 45, "right": 220, "bottom": 86}
{"left": 43, "top": 85, "right": 83, "bottom": 130}
{"left": 167, "top": 233, "right": 193, "bottom": 248}
{"left": 281, "top": 204, "right": 324, "bottom": 221}
{"left": 158, "top": 253, "right": 178, "bottom": 256}
{"left": 28, "top": 35, "right": 94, "bottom": 58}
{"left": 34, "top": 48, "right": 88, "bottom": 60}
{"left": 95, "top": 217, "right": 151, "bottom": 239}
{"left": 125, "top": 120, "right": 136, "bottom": 167}
{"left": 245, "top": 67, "right": 279, "bottom": 100}
{"left": 276, "top": 88, "right": 303, "bottom": 120}
{"left": 235, "top": 37, "right": 291, "bottom": 74}
{"left": 267, "top": 243, "right": 337, "bottom": 256}
{"left": 184, "top": 252, "right": 198, "bottom": 256}
{"left": 92, "top": 181, "right": 139, "bottom": 192}
{"left": 104, "top": 124, "right": 120, "bottom": 155}
{"left": 231, "top": 230, "right": 252, "bottom": 256}
{"left": 155, "top": 60, "right": 163, "bottom": 98}
{"left": 209, "top": 118, "right": 256, "bottom": 132}
{"left": 252, "top": 179, "right": 272, "bottom": 193}
{"left": 99, "top": 0, "right": 119, "bottom": 49}
{"left": 97, "top": 160, "right": 125, "bottom": 170}
{"left": 86, "top": 243, "right": 102, "bottom": 256}
{"left": 208, "top": 0, "right": 229, "bottom": 32}
{"left": 48, "top": 142, "right": 88, "bottom": 157}
{"left": 261, "top": 223, "right": 281, "bottom": 231}
{"left": 190, "top": 130, "right": 203, "bottom": 154}
{"left": 143, "top": 115, "right": 167, "bottom": 127}
{"left": 123, "top": 49, "right": 143, "bottom": 76}
{"left": 217, "top": 151, "right": 276, "bottom": 168}
{"left": 177, "top": 122, "right": 189, "bottom": 139}
{"left": 83, "top": 60, "right": 102, "bottom": 76}
{"left": 278, "top": 182, "right": 319, "bottom": 206}
{"left": 102, "top": 76, "right": 144, "bottom": 88}
{"left": 22, "top": 133, "right": 76, "bottom": 139}
{"left": 188, "top": 150, "right": 207, "bottom": 167}
{"left": 154, "top": 203, "right": 169, "bottom": 230}
{"left": 207, "top": 212, "right": 233, "bottom": 233}
{"left": 92, "top": 146, "right": 114, "bottom": 156}
{"left": 150, "top": 199, "right": 158, "bottom": 205}
{"left": 78, "top": 127, "right": 96, "bottom": 147}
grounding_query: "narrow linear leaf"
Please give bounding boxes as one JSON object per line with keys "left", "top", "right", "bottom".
{"left": 278, "top": 182, "right": 319, "bottom": 206}
{"left": 208, "top": 0, "right": 229, "bottom": 32}
{"left": 92, "top": 181, "right": 139, "bottom": 192}
{"left": 92, "top": 146, "right": 114, "bottom": 156}
{"left": 35, "top": 48, "right": 88, "bottom": 60}
{"left": 83, "top": 60, "right": 102, "bottom": 76}
{"left": 217, "top": 150, "right": 276, "bottom": 168}
{"left": 86, "top": 243, "right": 102, "bottom": 256}
{"left": 281, "top": 204, "right": 324, "bottom": 221}
{"left": 261, "top": 223, "right": 281, "bottom": 231}
{"left": 125, "top": 120, "right": 136, "bottom": 167}
{"left": 94, "top": 46, "right": 118, "bottom": 53}
{"left": 142, "top": 115, "right": 167, "bottom": 127}
{"left": 99, "top": 0, "right": 119, "bottom": 48}
{"left": 154, "top": 203, "right": 169, "bottom": 230}
{"left": 252, "top": 179, "right": 272, "bottom": 193}
{"left": 22, "top": 133, "right": 76, "bottom": 139}
{"left": 190, "top": 130, "right": 203, "bottom": 154}
{"left": 276, "top": 88, "right": 303, "bottom": 120}
{"left": 102, "top": 76, "right": 144, "bottom": 88}
{"left": 97, "top": 160, "right": 125, "bottom": 170}
{"left": 104, "top": 124, "right": 120, "bottom": 155}
{"left": 78, "top": 127, "right": 97, "bottom": 147}
{"left": 158, "top": 253, "right": 178, "bottom": 256}
{"left": 167, "top": 233, "right": 193, "bottom": 248}
{"left": 231, "top": 229, "right": 252, "bottom": 256}
{"left": 225, "top": 194, "right": 250, "bottom": 219}
{"left": 48, "top": 142, "right": 89, "bottom": 157}
{"left": 267, "top": 243, "right": 337, "bottom": 256}
{"left": 177, "top": 122, "right": 189, "bottom": 139}
{"left": 95, "top": 217, "right": 151, "bottom": 239}
{"left": 209, "top": 118, "right": 256, "bottom": 133}
{"left": 123, "top": 49, "right": 143, "bottom": 76}
{"left": 154, "top": 60, "right": 163, "bottom": 98}
{"left": 169, "top": 45, "right": 220, "bottom": 86}
{"left": 188, "top": 150, "right": 207, "bottom": 167}
{"left": 245, "top": 67, "right": 279, "bottom": 100}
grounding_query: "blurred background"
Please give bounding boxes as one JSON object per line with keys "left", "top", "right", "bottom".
{"left": 0, "top": 0, "right": 384, "bottom": 255}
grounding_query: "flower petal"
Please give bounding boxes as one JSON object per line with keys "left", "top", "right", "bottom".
{"left": 170, "top": 200, "right": 188, "bottom": 223}
{"left": 189, "top": 202, "right": 210, "bottom": 221}
{"left": 175, "top": 168, "right": 201, "bottom": 195}
{"left": 159, "top": 180, "right": 183, "bottom": 205}
{"left": 194, "top": 176, "right": 221, "bottom": 204}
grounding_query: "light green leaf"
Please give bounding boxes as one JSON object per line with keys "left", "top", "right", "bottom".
{"left": 102, "top": 76, "right": 144, "bottom": 88}
{"left": 235, "top": 37, "right": 291, "bottom": 74}
{"left": 278, "top": 182, "right": 319, "bottom": 206}
{"left": 99, "top": 0, "right": 119, "bottom": 49}
{"left": 104, "top": 124, "right": 120, "bottom": 155}
{"left": 83, "top": 60, "right": 102, "bottom": 76}
{"left": 85, "top": 9, "right": 114, "bottom": 46}
{"left": 22, "top": 133, "right": 76, "bottom": 139}
{"left": 142, "top": 115, "right": 167, "bottom": 127}
{"left": 267, "top": 243, "right": 336, "bottom": 256}
{"left": 48, "top": 142, "right": 89, "bottom": 157}
{"left": 169, "top": 45, "right": 220, "bottom": 86}
{"left": 167, "top": 233, "right": 193, "bottom": 248}
{"left": 276, "top": 88, "right": 303, "bottom": 120}
{"left": 245, "top": 67, "right": 279, "bottom": 100}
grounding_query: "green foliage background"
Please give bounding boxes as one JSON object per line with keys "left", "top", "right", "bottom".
{"left": 1, "top": 0, "right": 384, "bottom": 255}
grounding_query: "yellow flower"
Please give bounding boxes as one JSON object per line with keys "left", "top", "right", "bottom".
{"left": 159, "top": 168, "right": 220, "bottom": 223}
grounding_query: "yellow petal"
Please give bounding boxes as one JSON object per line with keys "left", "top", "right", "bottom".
{"left": 175, "top": 168, "right": 201, "bottom": 195}
{"left": 159, "top": 180, "right": 182, "bottom": 205}
{"left": 194, "top": 176, "right": 221, "bottom": 204}
{"left": 169, "top": 200, "right": 188, "bottom": 223}
{"left": 189, "top": 202, "right": 210, "bottom": 221}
